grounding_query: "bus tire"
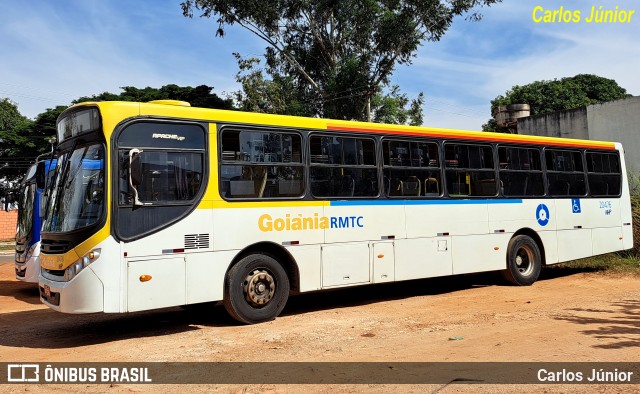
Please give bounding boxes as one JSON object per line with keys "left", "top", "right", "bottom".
{"left": 502, "top": 235, "right": 542, "bottom": 286}
{"left": 223, "top": 253, "right": 290, "bottom": 324}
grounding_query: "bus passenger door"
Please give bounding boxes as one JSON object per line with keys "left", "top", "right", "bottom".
{"left": 372, "top": 242, "right": 394, "bottom": 283}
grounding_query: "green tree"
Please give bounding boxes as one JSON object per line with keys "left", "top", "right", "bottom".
{"left": 371, "top": 85, "right": 424, "bottom": 126}
{"left": 232, "top": 54, "right": 424, "bottom": 124}
{"left": 182, "top": 0, "right": 500, "bottom": 123}
{"left": 483, "top": 74, "right": 632, "bottom": 132}
{"left": 231, "top": 54, "right": 305, "bottom": 116}
{"left": 0, "top": 99, "right": 38, "bottom": 186}
{"left": 75, "top": 84, "right": 235, "bottom": 110}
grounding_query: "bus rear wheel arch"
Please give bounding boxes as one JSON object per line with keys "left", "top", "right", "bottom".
{"left": 223, "top": 253, "right": 290, "bottom": 324}
{"left": 502, "top": 234, "right": 542, "bottom": 286}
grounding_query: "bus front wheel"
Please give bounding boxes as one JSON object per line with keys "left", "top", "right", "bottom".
{"left": 502, "top": 235, "right": 542, "bottom": 286}
{"left": 223, "top": 253, "right": 290, "bottom": 324}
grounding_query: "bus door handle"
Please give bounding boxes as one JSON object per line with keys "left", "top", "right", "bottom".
{"left": 573, "top": 225, "right": 583, "bottom": 229}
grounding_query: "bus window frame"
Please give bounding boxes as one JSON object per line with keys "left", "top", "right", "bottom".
{"left": 585, "top": 150, "right": 622, "bottom": 198}
{"left": 218, "top": 125, "right": 306, "bottom": 201}
{"left": 443, "top": 141, "right": 497, "bottom": 198}
{"left": 543, "top": 147, "right": 588, "bottom": 198}
{"left": 308, "top": 132, "right": 380, "bottom": 199}
{"left": 115, "top": 120, "right": 208, "bottom": 207}
{"left": 381, "top": 136, "right": 443, "bottom": 198}
{"left": 497, "top": 144, "right": 546, "bottom": 198}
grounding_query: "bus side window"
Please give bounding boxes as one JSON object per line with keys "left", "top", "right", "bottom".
{"left": 586, "top": 151, "right": 621, "bottom": 196}
{"left": 498, "top": 146, "right": 544, "bottom": 197}
{"left": 445, "top": 143, "right": 494, "bottom": 197}
{"left": 383, "top": 139, "right": 441, "bottom": 198}
{"left": 221, "top": 129, "right": 304, "bottom": 199}
{"left": 310, "top": 135, "right": 378, "bottom": 198}
{"left": 545, "top": 149, "right": 586, "bottom": 196}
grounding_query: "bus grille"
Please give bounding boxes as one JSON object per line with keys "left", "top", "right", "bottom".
{"left": 41, "top": 239, "right": 72, "bottom": 254}
{"left": 43, "top": 269, "right": 65, "bottom": 277}
{"left": 184, "top": 234, "right": 210, "bottom": 249}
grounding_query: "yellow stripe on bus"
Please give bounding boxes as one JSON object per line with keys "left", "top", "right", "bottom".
{"left": 198, "top": 200, "right": 327, "bottom": 209}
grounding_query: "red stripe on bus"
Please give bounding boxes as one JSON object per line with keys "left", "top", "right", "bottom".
{"left": 326, "top": 124, "right": 616, "bottom": 150}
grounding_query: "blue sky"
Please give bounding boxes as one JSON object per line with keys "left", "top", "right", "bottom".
{"left": 1, "top": 0, "right": 638, "bottom": 130}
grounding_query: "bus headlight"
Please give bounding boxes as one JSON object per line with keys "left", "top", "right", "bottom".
{"left": 64, "top": 249, "right": 101, "bottom": 281}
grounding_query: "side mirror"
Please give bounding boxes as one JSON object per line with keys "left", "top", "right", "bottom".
{"left": 128, "top": 148, "right": 144, "bottom": 206}
{"left": 36, "top": 162, "right": 46, "bottom": 189}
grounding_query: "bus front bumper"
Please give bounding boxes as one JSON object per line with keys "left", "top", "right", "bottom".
{"left": 15, "top": 256, "right": 40, "bottom": 283}
{"left": 39, "top": 267, "right": 104, "bottom": 313}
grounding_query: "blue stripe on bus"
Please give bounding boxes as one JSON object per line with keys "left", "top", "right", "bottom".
{"left": 329, "top": 199, "right": 523, "bottom": 207}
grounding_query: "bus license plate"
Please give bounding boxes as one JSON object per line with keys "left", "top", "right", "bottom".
{"left": 44, "top": 285, "right": 51, "bottom": 298}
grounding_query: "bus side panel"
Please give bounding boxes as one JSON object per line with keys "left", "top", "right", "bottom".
{"left": 488, "top": 199, "right": 559, "bottom": 267}
{"left": 622, "top": 221, "right": 633, "bottom": 251}
{"left": 213, "top": 206, "right": 326, "bottom": 250}
{"left": 394, "top": 237, "right": 452, "bottom": 281}
{"left": 488, "top": 200, "right": 555, "bottom": 234}
{"left": 371, "top": 241, "right": 395, "bottom": 283}
{"left": 451, "top": 233, "right": 510, "bottom": 275}
{"left": 539, "top": 230, "right": 559, "bottom": 265}
{"left": 122, "top": 210, "right": 213, "bottom": 259}
{"left": 186, "top": 250, "right": 237, "bottom": 304}
{"left": 557, "top": 229, "right": 593, "bottom": 261}
{"left": 120, "top": 209, "right": 214, "bottom": 309}
{"left": 582, "top": 197, "right": 624, "bottom": 256}
{"left": 321, "top": 243, "right": 370, "bottom": 288}
{"left": 405, "top": 203, "right": 489, "bottom": 239}
{"left": 555, "top": 199, "right": 593, "bottom": 262}
{"left": 592, "top": 227, "right": 623, "bottom": 256}
{"left": 398, "top": 202, "right": 488, "bottom": 279}
{"left": 127, "top": 256, "right": 185, "bottom": 311}
{"left": 323, "top": 205, "right": 406, "bottom": 244}
{"left": 617, "top": 144, "right": 634, "bottom": 250}
{"left": 79, "top": 236, "right": 123, "bottom": 313}
{"left": 285, "top": 246, "right": 321, "bottom": 292}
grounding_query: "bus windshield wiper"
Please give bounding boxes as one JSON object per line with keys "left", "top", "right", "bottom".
{"left": 65, "top": 146, "right": 89, "bottom": 189}
{"left": 44, "top": 139, "right": 78, "bottom": 224}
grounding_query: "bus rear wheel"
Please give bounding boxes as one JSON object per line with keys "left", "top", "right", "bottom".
{"left": 223, "top": 253, "right": 290, "bottom": 324}
{"left": 502, "top": 235, "right": 542, "bottom": 286}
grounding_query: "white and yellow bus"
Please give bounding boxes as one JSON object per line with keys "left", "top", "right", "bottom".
{"left": 38, "top": 100, "right": 633, "bottom": 324}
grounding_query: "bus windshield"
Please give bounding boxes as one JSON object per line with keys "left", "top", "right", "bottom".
{"left": 43, "top": 144, "right": 105, "bottom": 233}
{"left": 16, "top": 182, "right": 36, "bottom": 242}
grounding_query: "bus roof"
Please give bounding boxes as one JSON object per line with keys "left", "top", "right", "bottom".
{"left": 65, "top": 101, "right": 618, "bottom": 151}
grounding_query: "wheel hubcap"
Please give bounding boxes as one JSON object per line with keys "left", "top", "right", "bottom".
{"left": 515, "top": 246, "right": 534, "bottom": 276}
{"left": 243, "top": 269, "right": 276, "bottom": 307}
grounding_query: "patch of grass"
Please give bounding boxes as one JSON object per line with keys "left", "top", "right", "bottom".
{"left": 0, "top": 238, "right": 15, "bottom": 251}
{"left": 552, "top": 253, "right": 640, "bottom": 276}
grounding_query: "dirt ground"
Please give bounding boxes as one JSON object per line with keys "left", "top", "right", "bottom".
{"left": 1, "top": 259, "right": 639, "bottom": 393}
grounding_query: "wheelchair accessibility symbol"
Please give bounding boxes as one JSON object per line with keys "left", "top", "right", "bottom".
{"left": 571, "top": 198, "right": 581, "bottom": 213}
{"left": 536, "top": 204, "right": 550, "bottom": 226}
